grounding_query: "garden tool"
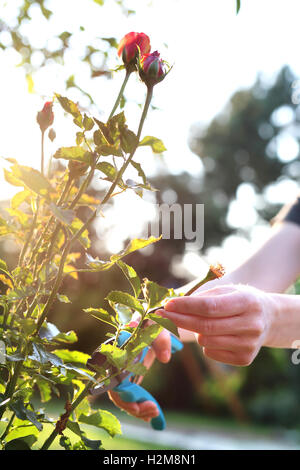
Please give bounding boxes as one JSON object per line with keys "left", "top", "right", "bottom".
{"left": 87, "top": 330, "right": 183, "bottom": 431}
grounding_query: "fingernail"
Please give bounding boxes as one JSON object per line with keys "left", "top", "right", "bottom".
{"left": 161, "top": 350, "right": 171, "bottom": 363}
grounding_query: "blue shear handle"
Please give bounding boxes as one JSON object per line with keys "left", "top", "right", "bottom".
{"left": 114, "top": 331, "right": 183, "bottom": 431}
{"left": 114, "top": 380, "right": 166, "bottom": 431}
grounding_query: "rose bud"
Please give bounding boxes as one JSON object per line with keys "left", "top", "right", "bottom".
{"left": 138, "top": 51, "right": 167, "bottom": 88}
{"left": 36, "top": 101, "right": 54, "bottom": 132}
{"left": 117, "top": 32, "right": 151, "bottom": 70}
{"left": 48, "top": 128, "right": 56, "bottom": 142}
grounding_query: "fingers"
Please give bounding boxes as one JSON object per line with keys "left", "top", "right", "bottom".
{"left": 197, "top": 333, "right": 254, "bottom": 351}
{"left": 158, "top": 309, "right": 252, "bottom": 336}
{"left": 108, "top": 391, "right": 159, "bottom": 421}
{"left": 152, "top": 328, "right": 171, "bottom": 363}
{"left": 164, "top": 291, "right": 248, "bottom": 317}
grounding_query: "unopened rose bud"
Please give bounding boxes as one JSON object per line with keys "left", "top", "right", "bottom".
{"left": 48, "top": 128, "right": 56, "bottom": 142}
{"left": 36, "top": 101, "right": 54, "bottom": 132}
{"left": 117, "top": 32, "right": 151, "bottom": 71}
{"left": 139, "top": 51, "right": 167, "bottom": 88}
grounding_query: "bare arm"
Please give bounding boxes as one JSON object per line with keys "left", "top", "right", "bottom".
{"left": 178, "top": 221, "right": 300, "bottom": 343}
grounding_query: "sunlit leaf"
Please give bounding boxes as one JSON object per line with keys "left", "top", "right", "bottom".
{"left": 117, "top": 261, "right": 141, "bottom": 297}
{"left": 84, "top": 307, "right": 117, "bottom": 327}
{"left": 9, "top": 164, "right": 54, "bottom": 200}
{"left": 55, "top": 94, "right": 83, "bottom": 128}
{"left": 53, "top": 146, "right": 94, "bottom": 164}
{"left": 79, "top": 410, "right": 122, "bottom": 437}
{"left": 127, "top": 323, "right": 162, "bottom": 358}
{"left": 143, "top": 279, "right": 170, "bottom": 309}
{"left": 106, "top": 291, "right": 144, "bottom": 315}
{"left": 139, "top": 136, "right": 166, "bottom": 153}
{"left": 99, "top": 343, "right": 127, "bottom": 370}
{"left": 148, "top": 312, "right": 179, "bottom": 338}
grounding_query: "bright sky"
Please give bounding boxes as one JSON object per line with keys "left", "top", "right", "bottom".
{"left": 1, "top": 0, "right": 300, "bottom": 274}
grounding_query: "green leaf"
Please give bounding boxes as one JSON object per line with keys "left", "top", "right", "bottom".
{"left": 53, "top": 146, "right": 94, "bottom": 164}
{"left": 11, "top": 190, "right": 30, "bottom": 209}
{"left": 126, "top": 361, "right": 147, "bottom": 376}
{"left": 49, "top": 203, "right": 75, "bottom": 225}
{"left": 10, "top": 399, "right": 43, "bottom": 431}
{"left": 55, "top": 94, "right": 83, "bottom": 128}
{"left": 148, "top": 312, "right": 179, "bottom": 338}
{"left": 127, "top": 323, "right": 162, "bottom": 358}
{"left": 93, "top": 129, "right": 108, "bottom": 146}
{"left": 35, "top": 377, "right": 52, "bottom": 402}
{"left": 4, "top": 435, "right": 36, "bottom": 450}
{"left": 236, "top": 0, "right": 241, "bottom": 14}
{"left": 81, "top": 435, "right": 102, "bottom": 450}
{"left": 3, "top": 168, "right": 23, "bottom": 187}
{"left": 39, "top": 321, "right": 60, "bottom": 341}
{"left": 70, "top": 218, "right": 91, "bottom": 248}
{"left": 79, "top": 410, "right": 121, "bottom": 437}
{"left": 120, "top": 128, "right": 138, "bottom": 154}
{"left": 96, "top": 144, "right": 123, "bottom": 157}
{"left": 99, "top": 343, "right": 127, "bottom": 370}
{"left": 96, "top": 161, "right": 117, "bottom": 182}
{"left": 113, "top": 303, "right": 132, "bottom": 326}
{"left": 117, "top": 260, "right": 141, "bottom": 297}
{"left": 59, "top": 435, "right": 72, "bottom": 450}
{"left": 29, "top": 343, "right": 63, "bottom": 367}
{"left": 130, "top": 160, "right": 147, "bottom": 185}
{"left": 5, "top": 424, "right": 39, "bottom": 442}
{"left": 5, "top": 353, "right": 25, "bottom": 362}
{"left": 83, "top": 114, "right": 94, "bottom": 131}
{"left": 52, "top": 349, "right": 90, "bottom": 365}
{"left": 10, "top": 164, "right": 54, "bottom": 200}
{"left": 106, "top": 291, "right": 144, "bottom": 315}
{"left": 143, "top": 279, "right": 170, "bottom": 309}
{"left": 139, "top": 136, "right": 166, "bottom": 153}
{"left": 57, "top": 294, "right": 71, "bottom": 304}
{"left": 85, "top": 236, "right": 161, "bottom": 272}
{"left": 84, "top": 307, "right": 117, "bottom": 327}
{"left": 110, "top": 236, "right": 161, "bottom": 261}
{"left": 76, "top": 132, "right": 85, "bottom": 146}
{"left": 54, "top": 331, "right": 78, "bottom": 344}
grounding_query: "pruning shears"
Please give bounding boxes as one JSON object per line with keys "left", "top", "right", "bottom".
{"left": 87, "top": 330, "right": 183, "bottom": 431}
{"left": 86, "top": 279, "right": 206, "bottom": 430}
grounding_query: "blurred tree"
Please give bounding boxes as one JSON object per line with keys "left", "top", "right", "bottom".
{"left": 189, "top": 65, "right": 300, "bottom": 239}
{"left": 0, "top": 0, "right": 132, "bottom": 102}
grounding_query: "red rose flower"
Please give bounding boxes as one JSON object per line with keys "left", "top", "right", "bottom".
{"left": 36, "top": 101, "right": 54, "bottom": 132}
{"left": 117, "top": 32, "right": 151, "bottom": 69}
{"left": 139, "top": 51, "right": 166, "bottom": 87}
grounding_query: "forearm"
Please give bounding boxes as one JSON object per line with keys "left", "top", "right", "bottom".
{"left": 266, "top": 293, "right": 300, "bottom": 348}
{"left": 195, "top": 222, "right": 300, "bottom": 294}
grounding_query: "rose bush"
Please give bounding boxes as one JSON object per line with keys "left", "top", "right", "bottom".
{"left": 0, "top": 31, "right": 213, "bottom": 450}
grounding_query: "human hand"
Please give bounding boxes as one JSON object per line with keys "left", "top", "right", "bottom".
{"left": 107, "top": 326, "right": 171, "bottom": 420}
{"left": 157, "top": 284, "right": 276, "bottom": 366}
